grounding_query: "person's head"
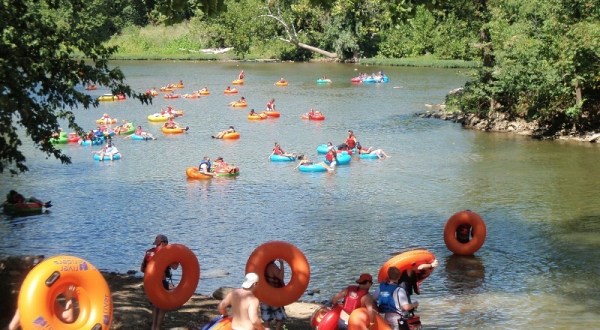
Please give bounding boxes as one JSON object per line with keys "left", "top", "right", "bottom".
{"left": 229, "top": 126, "right": 234, "bottom": 130}
{"left": 216, "top": 157, "right": 224, "bottom": 162}
{"left": 356, "top": 142, "right": 362, "bottom": 150}
{"left": 242, "top": 272, "right": 259, "bottom": 290}
{"left": 153, "top": 234, "right": 168, "bottom": 246}
{"left": 355, "top": 273, "right": 373, "bottom": 288}
{"left": 348, "top": 130, "right": 354, "bottom": 136}
{"left": 387, "top": 267, "right": 401, "bottom": 283}
{"left": 137, "top": 125, "right": 142, "bottom": 129}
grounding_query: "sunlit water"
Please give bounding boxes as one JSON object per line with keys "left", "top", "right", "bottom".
{"left": 2, "top": 61, "right": 600, "bottom": 328}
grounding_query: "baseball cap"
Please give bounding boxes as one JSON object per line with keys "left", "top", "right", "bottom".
{"left": 356, "top": 273, "right": 373, "bottom": 284}
{"left": 153, "top": 234, "right": 168, "bottom": 245}
{"left": 242, "top": 272, "right": 259, "bottom": 289}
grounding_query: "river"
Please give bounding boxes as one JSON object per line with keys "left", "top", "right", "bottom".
{"left": 1, "top": 61, "right": 600, "bottom": 328}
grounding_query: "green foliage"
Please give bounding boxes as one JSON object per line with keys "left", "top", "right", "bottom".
{"left": 0, "top": 0, "right": 150, "bottom": 174}
{"left": 450, "top": 0, "right": 600, "bottom": 135}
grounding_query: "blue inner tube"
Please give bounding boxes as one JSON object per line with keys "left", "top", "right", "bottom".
{"left": 325, "top": 153, "right": 352, "bottom": 165}
{"left": 131, "top": 134, "right": 153, "bottom": 141}
{"left": 93, "top": 153, "right": 121, "bottom": 161}
{"left": 316, "top": 144, "right": 330, "bottom": 154}
{"left": 270, "top": 154, "right": 296, "bottom": 162}
{"left": 359, "top": 152, "right": 379, "bottom": 159}
{"left": 80, "top": 137, "right": 104, "bottom": 146}
{"left": 298, "top": 164, "right": 327, "bottom": 172}
{"left": 316, "top": 79, "right": 331, "bottom": 84}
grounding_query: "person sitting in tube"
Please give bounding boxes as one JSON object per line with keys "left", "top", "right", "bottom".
{"left": 212, "top": 126, "right": 236, "bottom": 139}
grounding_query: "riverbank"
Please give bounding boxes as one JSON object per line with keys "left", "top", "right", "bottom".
{"left": 0, "top": 256, "right": 320, "bottom": 329}
{"left": 418, "top": 106, "right": 600, "bottom": 143}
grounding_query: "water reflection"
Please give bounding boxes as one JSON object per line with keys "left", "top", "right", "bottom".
{"left": 444, "top": 254, "right": 485, "bottom": 294}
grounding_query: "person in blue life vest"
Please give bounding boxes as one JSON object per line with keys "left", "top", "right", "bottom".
{"left": 198, "top": 156, "right": 215, "bottom": 177}
{"left": 374, "top": 260, "right": 439, "bottom": 330}
{"left": 331, "top": 273, "right": 378, "bottom": 330}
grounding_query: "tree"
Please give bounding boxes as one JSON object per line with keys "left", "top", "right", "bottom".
{"left": 0, "top": 0, "right": 150, "bottom": 174}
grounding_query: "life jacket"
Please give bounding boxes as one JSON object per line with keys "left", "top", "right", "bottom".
{"left": 342, "top": 285, "right": 368, "bottom": 314}
{"left": 273, "top": 147, "right": 283, "bottom": 155}
{"left": 377, "top": 282, "right": 400, "bottom": 313}
{"left": 346, "top": 138, "right": 357, "bottom": 149}
{"left": 199, "top": 160, "right": 211, "bottom": 172}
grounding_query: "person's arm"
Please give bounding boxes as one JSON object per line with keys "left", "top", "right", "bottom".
{"left": 218, "top": 292, "right": 232, "bottom": 316}
{"left": 248, "top": 298, "right": 265, "bottom": 330}
{"left": 363, "top": 294, "right": 378, "bottom": 328}
{"left": 417, "top": 259, "right": 439, "bottom": 271}
{"left": 331, "top": 288, "right": 346, "bottom": 306}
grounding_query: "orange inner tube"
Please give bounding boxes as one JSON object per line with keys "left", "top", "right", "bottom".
{"left": 348, "top": 307, "right": 391, "bottom": 330}
{"left": 377, "top": 248, "right": 436, "bottom": 283}
{"left": 245, "top": 241, "right": 310, "bottom": 307}
{"left": 209, "top": 316, "right": 232, "bottom": 330}
{"left": 443, "top": 210, "right": 487, "bottom": 255}
{"left": 143, "top": 244, "right": 200, "bottom": 310}
{"left": 222, "top": 132, "right": 240, "bottom": 140}
{"left": 186, "top": 167, "right": 212, "bottom": 180}
{"left": 18, "top": 255, "right": 113, "bottom": 330}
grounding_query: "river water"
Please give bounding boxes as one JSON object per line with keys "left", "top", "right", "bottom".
{"left": 1, "top": 61, "right": 600, "bottom": 328}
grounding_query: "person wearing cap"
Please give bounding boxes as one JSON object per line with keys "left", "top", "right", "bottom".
{"left": 218, "top": 272, "right": 265, "bottom": 330}
{"left": 212, "top": 125, "right": 236, "bottom": 139}
{"left": 140, "top": 234, "right": 179, "bottom": 330}
{"left": 330, "top": 273, "right": 378, "bottom": 329}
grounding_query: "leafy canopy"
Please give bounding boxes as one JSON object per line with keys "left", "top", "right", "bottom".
{"left": 0, "top": 0, "right": 150, "bottom": 174}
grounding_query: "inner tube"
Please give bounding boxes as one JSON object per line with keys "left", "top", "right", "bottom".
{"left": 326, "top": 153, "right": 351, "bottom": 165}
{"left": 263, "top": 111, "right": 280, "bottom": 118}
{"left": 247, "top": 113, "right": 267, "bottom": 120}
{"left": 18, "top": 255, "right": 112, "bottom": 330}
{"left": 230, "top": 102, "right": 248, "bottom": 108}
{"left": 148, "top": 114, "right": 170, "bottom": 122}
{"left": 186, "top": 167, "right": 212, "bottom": 180}
{"left": 203, "top": 315, "right": 232, "bottom": 330}
{"left": 161, "top": 126, "right": 188, "bottom": 134}
{"left": 143, "top": 243, "right": 200, "bottom": 311}
{"left": 316, "top": 144, "right": 330, "bottom": 154}
{"left": 274, "top": 81, "right": 288, "bottom": 86}
{"left": 316, "top": 79, "right": 332, "bottom": 84}
{"left": 130, "top": 134, "right": 153, "bottom": 141}
{"left": 223, "top": 89, "right": 238, "bottom": 94}
{"left": 314, "top": 305, "right": 341, "bottom": 330}
{"left": 232, "top": 79, "right": 244, "bottom": 85}
{"left": 222, "top": 132, "right": 240, "bottom": 140}
{"left": 348, "top": 307, "right": 391, "bottom": 330}
{"left": 270, "top": 154, "right": 296, "bottom": 162}
{"left": 443, "top": 210, "right": 487, "bottom": 255}
{"left": 3, "top": 202, "right": 44, "bottom": 216}
{"left": 378, "top": 248, "right": 436, "bottom": 283}
{"left": 298, "top": 164, "right": 327, "bottom": 172}
{"left": 93, "top": 153, "right": 121, "bottom": 161}
{"left": 359, "top": 152, "right": 379, "bottom": 159}
{"left": 245, "top": 241, "right": 310, "bottom": 307}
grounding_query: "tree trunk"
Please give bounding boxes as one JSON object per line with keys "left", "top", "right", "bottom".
{"left": 295, "top": 42, "right": 338, "bottom": 59}
{"left": 575, "top": 80, "right": 582, "bottom": 104}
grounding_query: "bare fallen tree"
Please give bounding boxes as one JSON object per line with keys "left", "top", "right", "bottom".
{"left": 260, "top": 3, "right": 338, "bottom": 59}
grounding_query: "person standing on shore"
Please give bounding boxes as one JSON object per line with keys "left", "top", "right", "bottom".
{"left": 218, "top": 272, "right": 265, "bottom": 330}
{"left": 141, "top": 234, "right": 178, "bottom": 330}
{"left": 260, "top": 260, "right": 287, "bottom": 330}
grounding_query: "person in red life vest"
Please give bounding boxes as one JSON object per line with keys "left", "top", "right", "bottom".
{"left": 325, "top": 148, "right": 338, "bottom": 169}
{"left": 331, "top": 273, "right": 378, "bottom": 330}
{"left": 140, "top": 234, "right": 179, "bottom": 330}
{"left": 345, "top": 130, "right": 358, "bottom": 149}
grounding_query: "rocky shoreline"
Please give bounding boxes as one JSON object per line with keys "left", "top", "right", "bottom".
{"left": 0, "top": 256, "right": 320, "bottom": 330}
{"left": 418, "top": 105, "right": 600, "bottom": 143}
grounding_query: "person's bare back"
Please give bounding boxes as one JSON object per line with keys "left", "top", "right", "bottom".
{"left": 218, "top": 273, "right": 264, "bottom": 330}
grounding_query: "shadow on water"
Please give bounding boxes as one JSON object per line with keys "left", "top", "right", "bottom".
{"left": 443, "top": 254, "right": 485, "bottom": 295}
